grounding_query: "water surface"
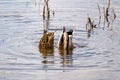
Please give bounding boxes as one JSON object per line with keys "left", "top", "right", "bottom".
{"left": 0, "top": 0, "right": 120, "bottom": 80}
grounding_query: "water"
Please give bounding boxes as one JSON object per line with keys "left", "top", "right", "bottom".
{"left": 0, "top": 0, "right": 120, "bottom": 80}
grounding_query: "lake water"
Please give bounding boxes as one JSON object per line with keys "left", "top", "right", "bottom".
{"left": 0, "top": 0, "right": 120, "bottom": 80}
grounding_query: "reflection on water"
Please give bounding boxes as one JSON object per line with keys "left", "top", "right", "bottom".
{"left": 40, "top": 49, "right": 54, "bottom": 72}
{"left": 59, "top": 49, "right": 73, "bottom": 72}
{"left": 39, "top": 48, "right": 74, "bottom": 72}
{"left": 39, "top": 48, "right": 54, "bottom": 58}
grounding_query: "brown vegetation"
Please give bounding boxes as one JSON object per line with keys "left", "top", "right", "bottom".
{"left": 86, "top": 0, "right": 116, "bottom": 38}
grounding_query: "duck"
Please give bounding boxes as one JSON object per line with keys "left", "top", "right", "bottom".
{"left": 58, "top": 27, "right": 74, "bottom": 49}
{"left": 39, "top": 30, "right": 55, "bottom": 50}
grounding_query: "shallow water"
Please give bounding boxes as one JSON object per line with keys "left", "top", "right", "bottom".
{"left": 0, "top": 0, "right": 120, "bottom": 80}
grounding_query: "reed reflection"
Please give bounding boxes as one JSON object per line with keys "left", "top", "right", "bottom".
{"left": 43, "top": 19, "right": 50, "bottom": 31}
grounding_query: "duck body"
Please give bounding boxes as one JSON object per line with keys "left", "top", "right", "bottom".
{"left": 58, "top": 27, "right": 73, "bottom": 49}
{"left": 39, "top": 30, "right": 54, "bottom": 50}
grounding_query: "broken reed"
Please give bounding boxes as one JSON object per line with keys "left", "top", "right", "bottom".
{"left": 43, "top": 0, "right": 50, "bottom": 20}
{"left": 86, "top": 15, "right": 97, "bottom": 38}
{"left": 86, "top": 0, "right": 116, "bottom": 38}
{"left": 42, "top": 0, "right": 55, "bottom": 20}
{"left": 97, "top": 3, "right": 101, "bottom": 27}
{"left": 100, "top": 0, "right": 116, "bottom": 30}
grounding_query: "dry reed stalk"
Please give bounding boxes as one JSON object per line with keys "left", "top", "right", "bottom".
{"left": 112, "top": 7, "right": 116, "bottom": 22}
{"left": 103, "top": 7, "right": 106, "bottom": 30}
{"left": 108, "top": 0, "right": 111, "bottom": 8}
{"left": 105, "top": 0, "right": 112, "bottom": 28}
{"left": 43, "top": 5, "right": 45, "bottom": 19}
{"left": 43, "top": 0, "right": 50, "bottom": 20}
{"left": 97, "top": 3, "right": 101, "bottom": 27}
{"left": 86, "top": 15, "right": 96, "bottom": 38}
{"left": 86, "top": 16, "right": 91, "bottom": 38}
{"left": 109, "top": 7, "right": 116, "bottom": 30}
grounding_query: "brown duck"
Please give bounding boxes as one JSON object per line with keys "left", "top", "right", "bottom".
{"left": 39, "top": 30, "right": 55, "bottom": 51}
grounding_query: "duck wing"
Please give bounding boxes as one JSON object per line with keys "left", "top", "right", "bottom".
{"left": 58, "top": 33, "right": 64, "bottom": 48}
